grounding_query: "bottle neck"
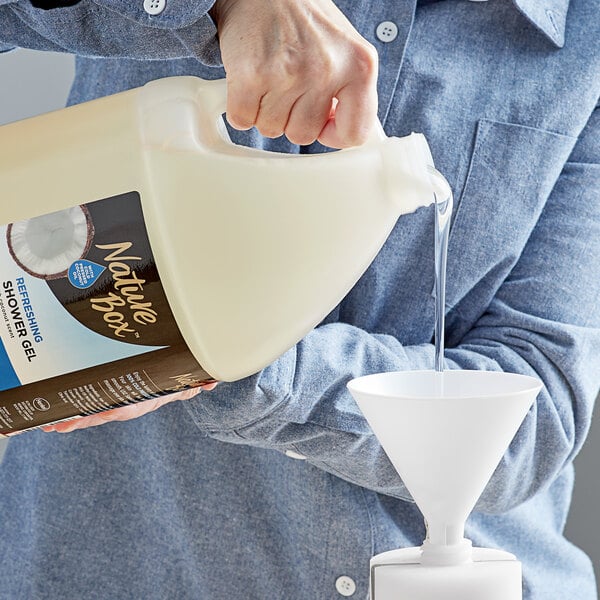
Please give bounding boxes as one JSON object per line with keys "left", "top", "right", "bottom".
{"left": 420, "top": 521, "right": 472, "bottom": 566}
{"left": 420, "top": 537, "right": 473, "bottom": 566}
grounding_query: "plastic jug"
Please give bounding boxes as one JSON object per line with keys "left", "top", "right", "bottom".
{"left": 0, "top": 76, "right": 449, "bottom": 434}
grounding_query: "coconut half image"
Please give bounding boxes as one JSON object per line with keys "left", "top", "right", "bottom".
{"left": 7, "top": 205, "right": 94, "bottom": 279}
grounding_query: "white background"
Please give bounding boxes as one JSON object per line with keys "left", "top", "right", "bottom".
{"left": 0, "top": 47, "right": 597, "bottom": 583}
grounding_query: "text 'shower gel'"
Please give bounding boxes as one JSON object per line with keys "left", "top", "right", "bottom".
{"left": 0, "top": 76, "right": 448, "bottom": 435}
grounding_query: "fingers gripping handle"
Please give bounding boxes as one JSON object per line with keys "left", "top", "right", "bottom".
{"left": 198, "top": 77, "right": 388, "bottom": 148}
{"left": 139, "top": 76, "right": 391, "bottom": 152}
{"left": 199, "top": 78, "right": 387, "bottom": 149}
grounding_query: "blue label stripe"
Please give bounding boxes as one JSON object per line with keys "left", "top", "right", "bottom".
{"left": 0, "top": 337, "right": 20, "bottom": 391}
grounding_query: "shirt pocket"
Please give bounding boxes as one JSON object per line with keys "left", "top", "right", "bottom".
{"left": 443, "top": 119, "right": 575, "bottom": 336}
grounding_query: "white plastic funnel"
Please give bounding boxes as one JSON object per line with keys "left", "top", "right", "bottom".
{"left": 347, "top": 370, "right": 542, "bottom": 556}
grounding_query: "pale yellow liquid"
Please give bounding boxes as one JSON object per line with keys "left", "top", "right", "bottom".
{"left": 1, "top": 76, "right": 437, "bottom": 382}
{"left": 0, "top": 89, "right": 145, "bottom": 224}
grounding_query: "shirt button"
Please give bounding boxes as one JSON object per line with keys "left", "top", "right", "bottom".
{"left": 335, "top": 575, "right": 356, "bottom": 597}
{"left": 284, "top": 450, "right": 307, "bottom": 460}
{"left": 375, "top": 21, "right": 399, "bottom": 43}
{"left": 143, "top": 0, "right": 166, "bottom": 15}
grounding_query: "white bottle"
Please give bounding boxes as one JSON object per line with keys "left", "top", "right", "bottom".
{"left": 0, "top": 76, "right": 447, "bottom": 434}
{"left": 369, "top": 545, "right": 523, "bottom": 600}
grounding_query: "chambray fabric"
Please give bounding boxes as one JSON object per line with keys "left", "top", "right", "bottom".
{"left": 1, "top": 0, "right": 599, "bottom": 599}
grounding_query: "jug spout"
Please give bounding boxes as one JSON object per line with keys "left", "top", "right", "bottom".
{"left": 381, "top": 133, "right": 451, "bottom": 214}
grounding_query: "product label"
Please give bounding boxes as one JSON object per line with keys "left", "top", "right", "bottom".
{"left": 0, "top": 192, "right": 211, "bottom": 435}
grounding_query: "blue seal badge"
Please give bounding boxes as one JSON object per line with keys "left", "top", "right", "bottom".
{"left": 68, "top": 259, "right": 106, "bottom": 289}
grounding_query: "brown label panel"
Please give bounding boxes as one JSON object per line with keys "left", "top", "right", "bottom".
{"left": 0, "top": 192, "right": 211, "bottom": 435}
{"left": 0, "top": 344, "right": 212, "bottom": 435}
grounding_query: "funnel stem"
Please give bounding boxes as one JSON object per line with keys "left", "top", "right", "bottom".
{"left": 428, "top": 522, "right": 464, "bottom": 547}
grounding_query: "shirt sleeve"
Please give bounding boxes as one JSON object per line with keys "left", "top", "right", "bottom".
{"left": 184, "top": 102, "right": 600, "bottom": 514}
{"left": 0, "top": 0, "right": 221, "bottom": 65}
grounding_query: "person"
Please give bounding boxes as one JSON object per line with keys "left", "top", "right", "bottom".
{"left": 0, "top": 0, "right": 598, "bottom": 598}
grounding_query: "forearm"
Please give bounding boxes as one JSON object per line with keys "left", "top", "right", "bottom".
{"left": 186, "top": 308, "right": 598, "bottom": 512}
{"left": 185, "top": 324, "right": 433, "bottom": 503}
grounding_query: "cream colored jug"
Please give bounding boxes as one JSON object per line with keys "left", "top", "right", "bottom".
{"left": 0, "top": 76, "right": 449, "bottom": 433}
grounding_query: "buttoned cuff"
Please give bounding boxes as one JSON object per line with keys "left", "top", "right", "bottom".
{"left": 185, "top": 346, "right": 297, "bottom": 435}
{"left": 1, "top": 0, "right": 222, "bottom": 66}
{"left": 93, "top": 0, "right": 222, "bottom": 65}
{"left": 92, "top": 0, "right": 216, "bottom": 30}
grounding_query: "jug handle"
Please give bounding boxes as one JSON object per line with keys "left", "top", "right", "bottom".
{"left": 192, "top": 78, "right": 453, "bottom": 216}
{"left": 194, "top": 78, "right": 389, "bottom": 150}
{"left": 140, "top": 76, "right": 388, "bottom": 151}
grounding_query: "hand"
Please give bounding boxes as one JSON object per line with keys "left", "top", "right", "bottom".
{"left": 42, "top": 382, "right": 218, "bottom": 433}
{"left": 211, "top": 0, "right": 379, "bottom": 148}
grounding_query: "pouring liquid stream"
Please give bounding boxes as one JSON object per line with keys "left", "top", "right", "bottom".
{"left": 431, "top": 167, "right": 453, "bottom": 376}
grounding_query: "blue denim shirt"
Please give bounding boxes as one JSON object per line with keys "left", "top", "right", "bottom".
{"left": 0, "top": 1, "right": 599, "bottom": 599}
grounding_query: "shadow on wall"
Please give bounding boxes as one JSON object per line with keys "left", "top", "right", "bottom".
{"left": 0, "top": 47, "right": 75, "bottom": 125}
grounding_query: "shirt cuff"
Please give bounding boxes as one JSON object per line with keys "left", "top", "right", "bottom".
{"left": 185, "top": 346, "right": 297, "bottom": 435}
{"left": 92, "top": 0, "right": 216, "bottom": 30}
{"left": 3, "top": 0, "right": 222, "bottom": 66}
